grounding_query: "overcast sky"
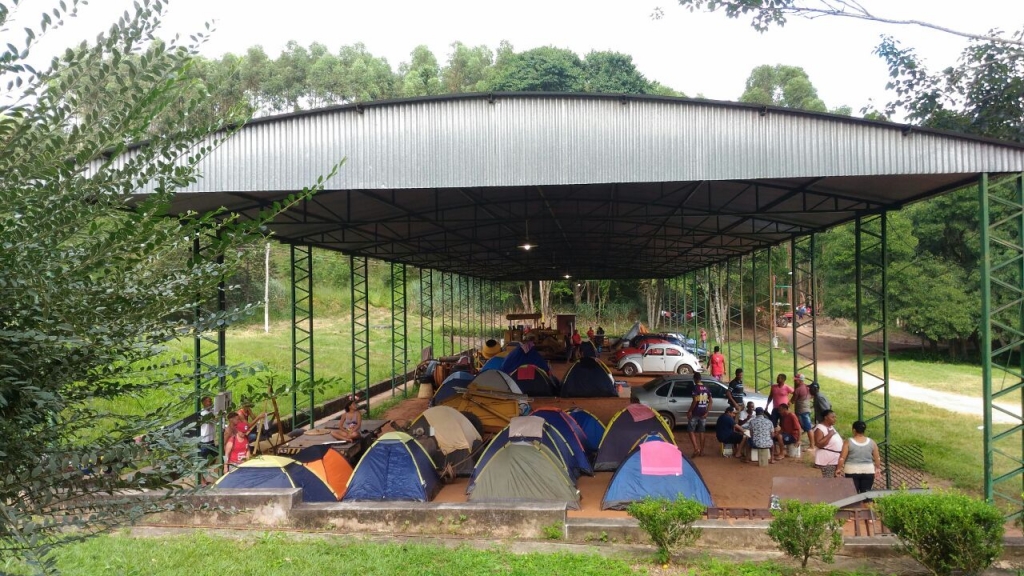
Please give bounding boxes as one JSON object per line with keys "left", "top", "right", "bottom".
{"left": 22, "top": 0, "right": 1024, "bottom": 115}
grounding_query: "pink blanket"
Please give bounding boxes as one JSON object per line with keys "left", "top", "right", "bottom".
{"left": 640, "top": 441, "right": 683, "bottom": 475}
{"left": 626, "top": 403, "right": 654, "bottom": 421}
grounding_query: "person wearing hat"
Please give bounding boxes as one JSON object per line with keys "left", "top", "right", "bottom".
{"left": 747, "top": 406, "right": 776, "bottom": 464}
{"left": 715, "top": 405, "right": 747, "bottom": 459}
{"left": 809, "top": 382, "right": 832, "bottom": 425}
{"left": 791, "top": 373, "right": 814, "bottom": 449}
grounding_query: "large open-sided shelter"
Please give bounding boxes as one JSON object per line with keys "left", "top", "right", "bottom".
{"left": 166, "top": 93, "right": 1024, "bottom": 515}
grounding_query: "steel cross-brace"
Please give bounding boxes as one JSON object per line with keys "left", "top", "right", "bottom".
{"left": 290, "top": 244, "right": 315, "bottom": 427}
{"left": 855, "top": 214, "right": 891, "bottom": 488}
{"left": 980, "top": 172, "right": 1024, "bottom": 518}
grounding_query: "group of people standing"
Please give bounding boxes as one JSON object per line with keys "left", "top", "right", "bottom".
{"left": 706, "top": 361, "right": 882, "bottom": 493}
{"left": 564, "top": 326, "right": 604, "bottom": 362}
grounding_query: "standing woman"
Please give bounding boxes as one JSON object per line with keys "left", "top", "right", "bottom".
{"left": 812, "top": 410, "right": 843, "bottom": 477}
{"left": 837, "top": 420, "right": 882, "bottom": 493}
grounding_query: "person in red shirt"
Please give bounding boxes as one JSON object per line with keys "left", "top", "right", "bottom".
{"left": 776, "top": 403, "right": 802, "bottom": 460}
{"left": 709, "top": 346, "right": 726, "bottom": 380}
{"left": 586, "top": 327, "right": 595, "bottom": 341}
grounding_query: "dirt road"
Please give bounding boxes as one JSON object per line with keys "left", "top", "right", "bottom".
{"left": 804, "top": 328, "right": 1021, "bottom": 424}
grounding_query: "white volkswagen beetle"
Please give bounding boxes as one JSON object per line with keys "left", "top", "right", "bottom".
{"left": 617, "top": 343, "right": 702, "bottom": 376}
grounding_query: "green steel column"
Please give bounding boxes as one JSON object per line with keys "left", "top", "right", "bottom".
{"left": 980, "top": 173, "right": 993, "bottom": 503}
{"left": 289, "top": 244, "right": 314, "bottom": 428}
{"left": 192, "top": 231, "right": 226, "bottom": 471}
{"left": 855, "top": 214, "right": 891, "bottom": 487}
{"left": 726, "top": 256, "right": 745, "bottom": 380}
{"left": 752, "top": 248, "right": 773, "bottom": 393}
{"left": 980, "top": 172, "right": 1024, "bottom": 516}
{"left": 419, "top": 268, "right": 434, "bottom": 358}
{"left": 792, "top": 235, "right": 818, "bottom": 382}
{"left": 391, "top": 263, "right": 407, "bottom": 397}
{"left": 350, "top": 256, "right": 369, "bottom": 402}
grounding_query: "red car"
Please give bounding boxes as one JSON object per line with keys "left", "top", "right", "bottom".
{"left": 612, "top": 337, "right": 671, "bottom": 364}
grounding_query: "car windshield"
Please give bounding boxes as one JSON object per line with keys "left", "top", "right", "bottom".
{"left": 642, "top": 376, "right": 669, "bottom": 391}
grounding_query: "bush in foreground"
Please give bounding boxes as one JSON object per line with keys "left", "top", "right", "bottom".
{"left": 766, "top": 500, "right": 843, "bottom": 569}
{"left": 626, "top": 495, "right": 705, "bottom": 564}
{"left": 875, "top": 491, "right": 1004, "bottom": 576}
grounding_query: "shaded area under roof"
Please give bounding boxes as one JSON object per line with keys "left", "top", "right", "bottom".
{"left": 155, "top": 93, "right": 1024, "bottom": 280}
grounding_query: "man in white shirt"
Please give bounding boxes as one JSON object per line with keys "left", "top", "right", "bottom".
{"left": 199, "top": 396, "right": 217, "bottom": 460}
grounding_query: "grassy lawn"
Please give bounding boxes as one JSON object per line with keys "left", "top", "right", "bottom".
{"left": 887, "top": 354, "right": 983, "bottom": 396}
{"left": 2, "top": 532, "right": 885, "bottom": 576}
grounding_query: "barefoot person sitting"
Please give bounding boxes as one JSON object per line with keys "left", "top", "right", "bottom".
{"left": 330, "top": 396, "right": 362, "bottom": 442}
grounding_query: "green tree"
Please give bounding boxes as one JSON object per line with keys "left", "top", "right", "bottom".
{"left": 487, "top": 45, "right": 586, "bottom": 92}
{"left": 399, "top": 45, "right": 443, "bottom": 97}
{"left": 336, "top": 42, "right": 399, "bottom": 102}
{"left": 582, "top": 50, "right": 654, "bottom": 94}
{"left": 739, "top": 64, "right": 826, "bottom": 112}
{"left": 441, "top": 42, "right": 493, "bottom": 93}
{"left": 0, "top": 1, "right": 331, "bottom": 570}
{"left": 668, "top": 0, "right": 1024, "bottom": 47}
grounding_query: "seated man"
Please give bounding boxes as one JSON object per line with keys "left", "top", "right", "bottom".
{"left": 738, "top": 400, "right": 756, "bottom": 428}
{"left": 714, "top": 406, "right": 747, "bottom": 459}
{"left": 776, "top": 403, "right": 802, "bottom": 460}
{"left": 747, "top": 407, "right": 776, "bottom": 464}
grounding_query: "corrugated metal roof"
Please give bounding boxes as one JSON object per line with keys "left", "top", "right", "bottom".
{"left": 148, "top": 93, "right": 1024, "bottom": 280}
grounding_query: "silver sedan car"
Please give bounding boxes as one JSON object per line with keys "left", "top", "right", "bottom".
{"left": 629, "top": 375, "right": 770, "bottom": 429}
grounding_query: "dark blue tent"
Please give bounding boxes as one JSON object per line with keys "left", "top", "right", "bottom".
{"left": 579, "top": 341, "right": 597, "bottom": 358}
{"left": 531, "top": 408, "right": 593, "bottom": 475}
{"left": 215, "top": 455, "right": 338, "bottom": 502}
{"left": 343, "top": 432, "right": 440, "bottom": 502}
{"left": 560, "top": 357, "right": 616, "bottom": 397}
{"left": 430, "top": 370, "right": 475, "bottom": 406}
{"left": 501, "top": 344, "right": 552, "bottom": 375}
{"left": 568, "top": 408, "right": 606, "bottom": 453}
{"left": 481, "top": 356, "right": 505, "bottom": 371}
{"left": 468, "top": 416, "right": 578, "bottom": 493}
{"left": 602, "top": 439, "right": 714, "bottom": 509}
{"left": 510, "top": 364, "right": 559, "bottom": 397}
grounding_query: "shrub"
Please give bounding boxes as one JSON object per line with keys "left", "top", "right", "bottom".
{"left": 875, "top": 491, "right": 1004, "bottom": 576}
{"left": 541, "top": 522, "right": 563, "bottom": 540}
{"left": 766, "top": 500, "right": 844, "bottom": 568}
{"left": 626, "top": 495, "right": 705, "bottom": 564}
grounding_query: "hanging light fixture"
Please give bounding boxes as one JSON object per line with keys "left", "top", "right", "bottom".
{"left": 519, "top": 219, "right": 535, "bottom": 251}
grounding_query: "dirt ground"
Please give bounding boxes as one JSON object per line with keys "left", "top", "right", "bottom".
{"left": 379, "top": 351, "right": 823, "bottom": 518}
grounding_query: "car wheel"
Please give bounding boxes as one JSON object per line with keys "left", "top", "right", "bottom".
{"left": 659, "top": 411, "right": 676, "bottom": 430}
{"left": 622, "top": 363, "right": 638, "bottom": 377}
{"left": 676, "top": 364, "right": 694, "bottom": 376}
